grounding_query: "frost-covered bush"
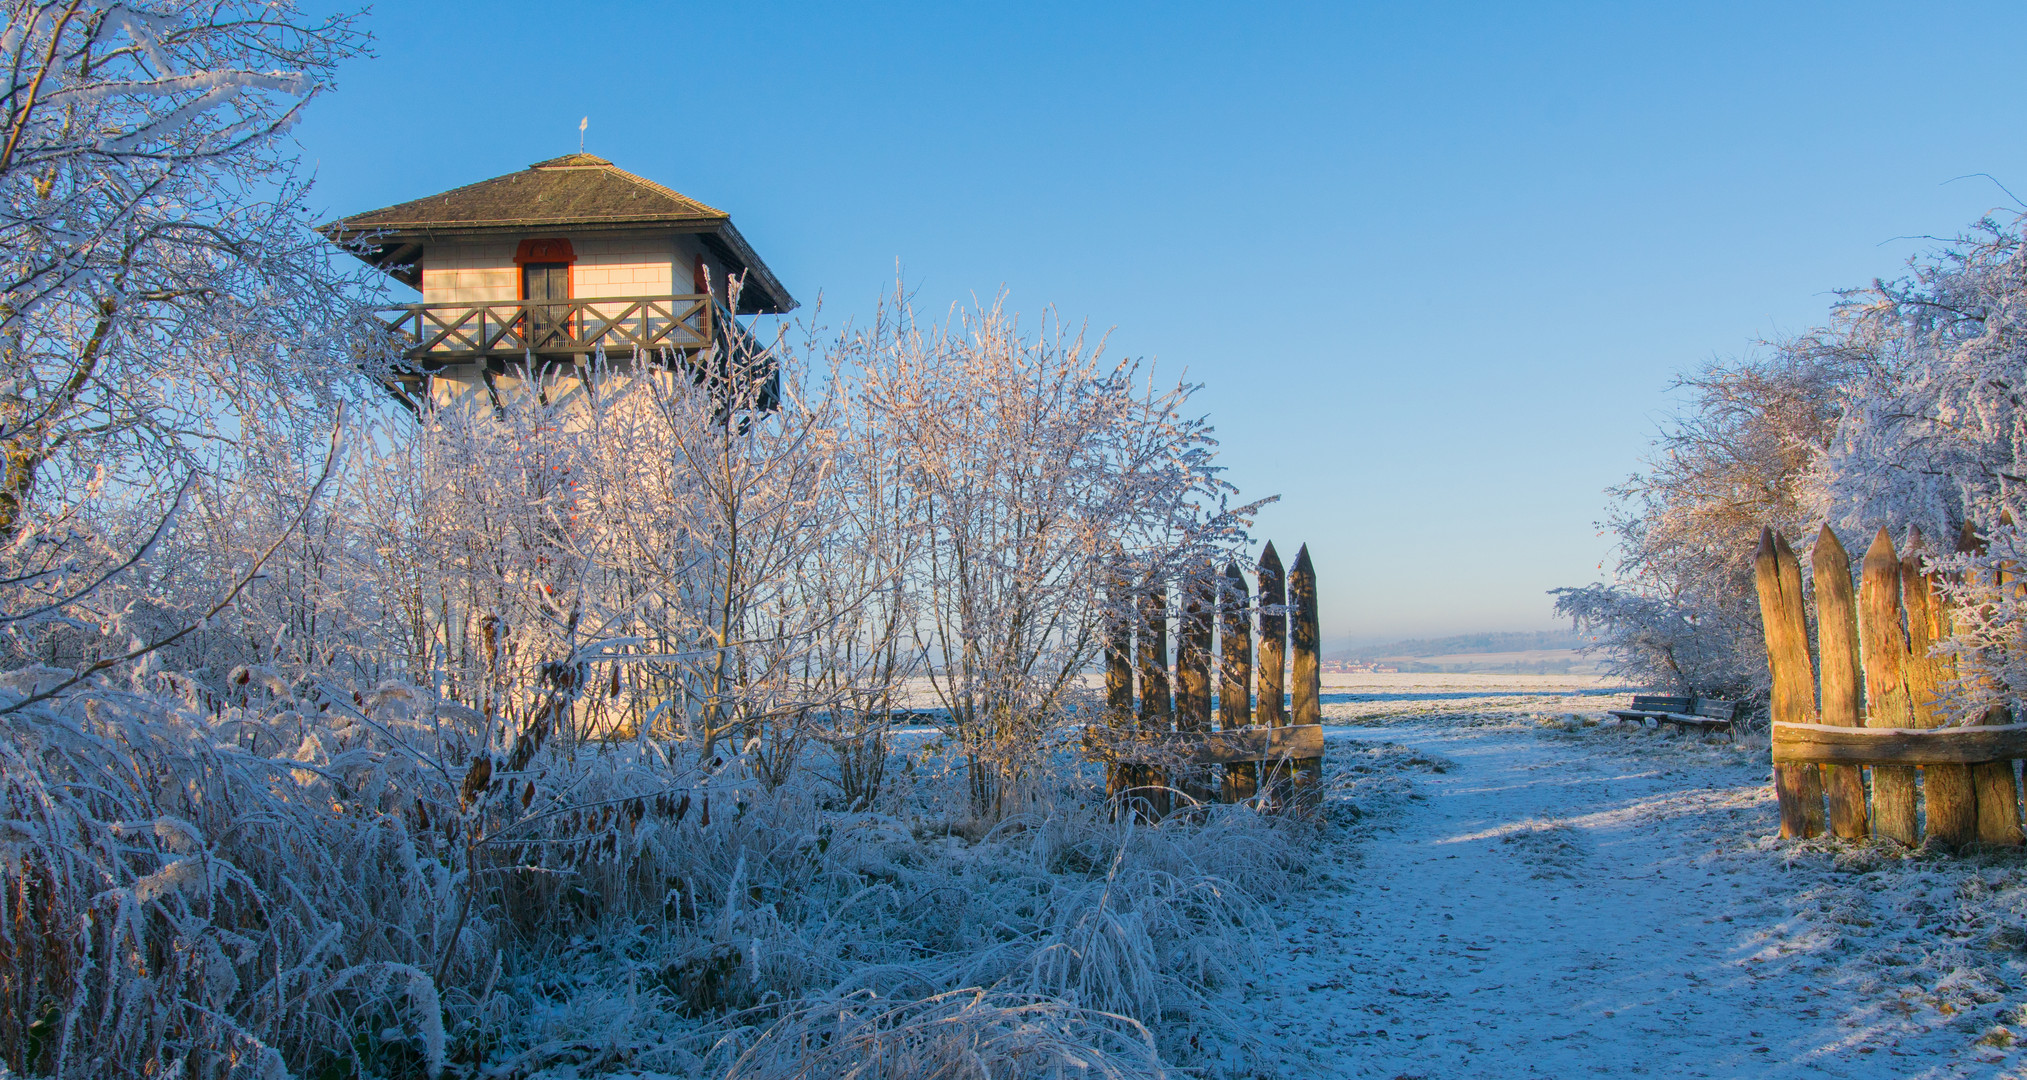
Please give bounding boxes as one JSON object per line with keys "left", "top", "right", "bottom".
{"left": 720, "top": 990, "right": 1166, "bottom": 1080}
{"left": 0, "top": 675, "right": 477, "bottom": 1078}
{"left": 0, "top": 300, "right": 1279, "bottom": 1080}
{"left": 481, "top": 761, "right": 1298, "bottom": 1077}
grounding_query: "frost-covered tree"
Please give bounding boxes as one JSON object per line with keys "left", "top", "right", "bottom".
{"left": 1806, "top": 217, "right": 2027, "bottom": 538}
{"left": 1799, "top": 216, "right": 2027, "bottom": 717}
{"left": 1563, "top": 210, "right": 2027, "bottom": 714}
{"left": 1554, "top": 351, "right": 1850, "bottom": 698}
{"left": 862, "top": 297, "right": 1261, "bottom": 817}
{"left": 0, "top": 0, "right": 374, "bottom": 541}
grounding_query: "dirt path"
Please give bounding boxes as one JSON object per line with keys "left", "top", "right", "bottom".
{"left": 1234, "top": 694, "right": 2027, "bottom": 1079}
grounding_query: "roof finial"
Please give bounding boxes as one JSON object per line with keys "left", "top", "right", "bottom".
{"left": 578, "top": 116, "right": 588, "bottom": 153}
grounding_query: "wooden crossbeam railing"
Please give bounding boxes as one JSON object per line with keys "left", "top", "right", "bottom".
{"left": 1772, "top": 722, "right": 2027, "bottom": 766}
{"left": 377, "top": 294, "right": 716, "bottom": 363}
{"left": 1083, "top": 722, "right": 1325, "bottom": 766}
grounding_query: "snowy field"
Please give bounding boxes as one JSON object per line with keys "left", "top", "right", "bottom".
{"left": 1230, "top": 673, "right": 2027, "bottom": 1078}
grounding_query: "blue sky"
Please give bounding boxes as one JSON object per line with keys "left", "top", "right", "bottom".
{"left": 299, "top": 2, "right": 2027, "bottom": 645}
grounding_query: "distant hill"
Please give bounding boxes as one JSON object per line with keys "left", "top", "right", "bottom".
{"left": 1327, "top": 630, "right": 1585, "bottom": 662}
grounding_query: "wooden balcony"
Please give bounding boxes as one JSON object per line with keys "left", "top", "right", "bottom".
{"left": 378, "top": 294, "right": 722, "bottom": 366}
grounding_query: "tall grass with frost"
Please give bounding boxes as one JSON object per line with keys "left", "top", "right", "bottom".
{"left": 0, "top": 665, "right": 1297, "bottom": 1078}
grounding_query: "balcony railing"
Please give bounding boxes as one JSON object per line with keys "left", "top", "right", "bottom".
{"left": 378, "top": 294, "right": 720, "bottom": 364}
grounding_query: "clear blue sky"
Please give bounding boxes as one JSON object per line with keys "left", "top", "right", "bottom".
{"left": 298, "top": 1, "right": 2027, "bottom": 646}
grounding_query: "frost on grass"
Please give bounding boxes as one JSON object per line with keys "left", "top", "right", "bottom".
{"left": 1496, "top": 817, "right": 1589, "bottom": 880}
{"left": 0, "top": 675, "right": 1316, "bottom": 1078}
{"left": 494, "top": 774, "right": 1302, "bottom": 1078}
{"left": 1737, "top": 839, "right": 2027, "bottom": 1061}
{"left": 1320, "top": 738, "right": 1454, "bottom": 836}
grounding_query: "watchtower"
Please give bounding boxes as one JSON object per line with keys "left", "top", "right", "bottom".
{"left": 323, "top": 154, "right": 794, "bottom": 412}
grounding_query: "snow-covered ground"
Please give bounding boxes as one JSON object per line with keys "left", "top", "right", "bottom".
{"left": 1229, "top": 674, "right": 2027, "bottom": 1078}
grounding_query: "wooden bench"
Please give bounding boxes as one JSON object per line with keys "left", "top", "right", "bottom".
{"left": 1609, "top": 695, "right": 1738, "bottom": 738}
{"left": 1608, "top": 695, "right": 1690, "bottom": 724}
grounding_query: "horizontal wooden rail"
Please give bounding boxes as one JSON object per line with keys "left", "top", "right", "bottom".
{"left": 376, "top": 294, "right": 717, "bottom": 362}
{"left": 1083, "top": 723, "right": 1324, "bottom": 766}
{"left": 1772, "top": 721, "right": 2027, "bottom": 765}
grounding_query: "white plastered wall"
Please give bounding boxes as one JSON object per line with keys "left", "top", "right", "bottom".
{"left": 424, "top": 364, "right": 597, "bottom": 432}
{"left": 570, "top": 234, "right": 677, "bottom": 299}
{"left": 672, "top": 233, "right": 743, "bottom": 305}
{"left": 420, "top": 240, "right": 517, "bottom": 304}
{"left": 419, "top": 233, "right": 687, "bottom": 305}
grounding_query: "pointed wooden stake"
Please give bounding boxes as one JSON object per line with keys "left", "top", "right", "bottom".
{"left": 1137, "top": 582, "right": 1173, "bottom": 818}
{"left": 1810, "top": 526, "right": 1869, "bottom": 838}
{"left": 1257, "top": 542, "right": 1287, "bottom": 727}
{"left": 1905, "top": 527, "right": 1976, "bottom": 847}
{"left": 1962, "top": 521, "right": 2026, "bottom": 845}
{"left": 1860, "top": 528, "right": 1920, "bottom": 845}
{"left": 1288, "top": 544, "right": 1323, "bottom": 809}
{"left": 1756, "top": 527, "right": 1825, "bottom": 838}
{"left": 1177, "top": 568, "right": 1217, "bottom": 804}
{"left": 1103, "top": 573, "right": 1136, "bottom": 815}
{"left": 1220, "top": 561, "right": 1257, "bottom": 803}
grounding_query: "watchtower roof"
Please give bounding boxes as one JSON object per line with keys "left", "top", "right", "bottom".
{"left": 336, "top": 154, "right": 725, "bottom": 230}
{"left": 322, "top": 154, "right": 795, "bottom": 314}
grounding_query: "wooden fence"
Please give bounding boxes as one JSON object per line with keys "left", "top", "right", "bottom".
{"left": 1085, "top": 541, "right": 1325, "bottom": 817}
{"left": 1754, "top": 523, "right": 2027, "bottom": 846}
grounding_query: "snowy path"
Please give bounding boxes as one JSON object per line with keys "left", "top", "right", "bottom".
{"left": 1239, "top": 698, "right": 2027, "bottom": 1079}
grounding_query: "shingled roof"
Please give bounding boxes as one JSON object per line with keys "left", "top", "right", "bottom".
{"left": 323, "top": 155, "right": 795, "bottom": 314}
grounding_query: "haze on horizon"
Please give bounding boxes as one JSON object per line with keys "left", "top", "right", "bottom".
{"left": 298, "top": 1, "right": 2027, "bottom": 643}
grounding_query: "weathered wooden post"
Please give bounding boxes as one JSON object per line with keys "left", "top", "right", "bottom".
{"left": 1860, "top": 529, "right": 1921, "bottom": 845}
{"left": 1900, "top": 527, "right": 1975, "bottom": 846}
{"left": 1958, "top": 521, "right": 2025, "bottom": 845}
{"left": 1754, "top": 527, "right": 1826, "bottom": 838}
{"left": 1176, "top": 569, "right": 1217, "bottom": 805}
{"left": 1289, "top": 544, "right": 1323, "bottom": 806}
{"left": 1137, "top": 583, "right": 1173, "bottom": 818}
{"left": 1256, "top": 543, "right": 1288, "bottom": 803}
{"left": 1220, "top": 561, "right": 1256, "bottom": 803}
{"left": 1810, "top": 526, "right": 1869, "bottom": 838}
{"left": 1103, "top": 576, "right": 1137, "bottom": 816}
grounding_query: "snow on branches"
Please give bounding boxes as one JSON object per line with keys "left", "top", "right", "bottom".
{"left": 0, "top": 0, "right": 378, "bottom": 543}
{"left": 1564, "top": 211, "right": 2027, "bottom": 720}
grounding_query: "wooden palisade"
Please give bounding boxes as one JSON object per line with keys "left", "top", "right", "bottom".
{"left": 1757, "top": 522, "right": 2027, "bottom": 849}
{"left": 1087, "top": 542, "right": 1327, "bottom": 817}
